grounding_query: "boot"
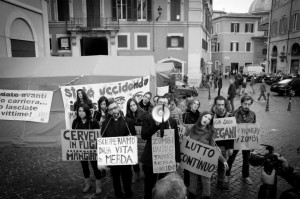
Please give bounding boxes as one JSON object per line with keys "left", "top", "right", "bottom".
{"left": 95, "top": 180, "right": 102, "bottom": 195}
{"left": 82, "top": 178, "right": 91, "bottom": 193}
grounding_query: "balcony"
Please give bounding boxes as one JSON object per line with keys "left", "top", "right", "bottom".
{"left": 67, "top": 17, "right": 119, "bottom": 31}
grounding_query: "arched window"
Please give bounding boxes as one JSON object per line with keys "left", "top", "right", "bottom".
{"left": 291, "top": 43, "right": 300, "bottom": 56}
{"left": 271, "top": 46, "right": 278, "bottom": 57}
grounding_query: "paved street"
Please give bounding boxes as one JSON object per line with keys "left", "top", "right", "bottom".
{"left": 1, "top": 79, "right": 300, "bottom": 199}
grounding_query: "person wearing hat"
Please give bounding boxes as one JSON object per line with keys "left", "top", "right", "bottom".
{"left": 139, "top": 92, "right": 154, "bottom": 113}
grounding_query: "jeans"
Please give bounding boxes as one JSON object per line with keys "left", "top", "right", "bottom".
{"left": 226, "top": 150, "right": 250, "bottom": 178}
{"left": 217, "top": 146, "right": 229, "bottom": 183}
{"left": 258, "top": 92, "right": 266, "bottom": 101}
{"left": 80, "top": 161, "right": 101, "bottom": 179}
{"left": 189, "top": 172, "right": 211, "bottom": 197}
{"left": 110, "top": 165, "right": 133, "bottom": 197}
{"left": 218, "top": 87, "right": 222, "bottom": 96}
{"left": 228, "top": 97, "right": 235, "bottom": 112}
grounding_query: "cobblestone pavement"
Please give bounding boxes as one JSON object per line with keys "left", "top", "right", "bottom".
{"left": 1, "top": 79, "right": 300, "bottom": 199}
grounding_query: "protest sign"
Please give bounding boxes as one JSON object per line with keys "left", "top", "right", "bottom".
{"left": 157, "top": 86, "right": 169, "bottom": 96}
{"left": 180, "top": 138, "right": 219, "bottom": 178}
{"left": 97, "top": 136, "right": 138, "bottom": 166}
{"left": 152, "top": 129, "right": 176, "bottom": 173}
{"left": 234, "top": 123, "right": 261, "bottom": 150}
{"left": 178, "top": 125, "right": 186, "bottom": 143}
{"left": 61, "top": 76, "right": 150, "bottom": 128}
{"left": 0, "top": 89, "right": 53, "bottom": 123}
{"left": 213, "top": 117, "right": 237, "bottom": 141}
{"left": 61, "top": 129, "right": 101, "bottom": 161}
{"left": 135, "top": 126, "right": 146, "bottom": 160}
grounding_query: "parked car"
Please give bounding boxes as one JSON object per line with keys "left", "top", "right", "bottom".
{"left": 270, "top": 78, "right": 300, "bottom": 96}
{"left": 174, "top": 80, "right": 198, "bottom": 98}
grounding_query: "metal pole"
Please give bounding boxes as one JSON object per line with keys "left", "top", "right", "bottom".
{"left": 265, "top": 93, "right": 270, "bottom": 112}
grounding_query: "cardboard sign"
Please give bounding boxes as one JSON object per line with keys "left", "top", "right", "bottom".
{"left": 61, "top": 76, "right": 150, "bottom": 129}
{"left": 135, "top": 126, "right": 146, "bottom": 161}
{"left": 0, "top": 89, "right": 53, "bottom": 123}
{"left": 61, "top": 129, "right": 101, "bottom": 161}
{"left": 234, "top": 123, "right": 261, "bottom": 150}
{"left": 178, "top": 125, "right": 186, "bottom": 143}
{"left": 97, "top": 136, "right": 138, "bottom": 166}
{"left": 152, "top": 129, "right": 176, "bottom": 173}
{"left": 180, "top": 138, "right": 219, "bottom": 178}
{"left": 213, "top": 117, "right": 237, "bottom": 141}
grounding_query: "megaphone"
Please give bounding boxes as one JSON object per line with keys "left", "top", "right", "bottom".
{"left": 151, "top": 104, "right": 170, "bottom": 123}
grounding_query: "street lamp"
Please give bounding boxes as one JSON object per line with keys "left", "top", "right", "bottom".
{"left": 156, "top": 6, "right": 162, "bottom": 21}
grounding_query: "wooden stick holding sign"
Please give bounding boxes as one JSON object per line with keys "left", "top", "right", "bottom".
{"left": 61, "top": 129, "right": 101, "bottom": 161}
{"left": 152, "top": 129, "right": 176, "bottom": 173}
{"left": 234, "top": 123, "right": 261, "bottom": 150}
{"left": 97, "top": 136, "right": 138, "bottom": 166}
{"left": 180, "top": 138, "right": 219, "bottom": 178}
{"left": 213, "top": 117, "right": 237, "bottom": 141}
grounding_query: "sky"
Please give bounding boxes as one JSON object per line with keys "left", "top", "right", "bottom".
{"left": 213, "top": 0, "right": 254, "bottom": 13}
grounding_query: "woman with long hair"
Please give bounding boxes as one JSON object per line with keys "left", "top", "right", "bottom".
{"left": 72, "top": 103, "right": 102, "bottom": 195}
{"left": 185, "top": 111, "right": 227, "bottom": 198}
{"left": 73, "top": 89, "right": 93, "bottom": 112}
{"left": 125, "top": 98, "right": 146, "bottom": 183}
{"left": 183, "top": 99, "right": 201, "bottom": 124}
{"left": 93, "top": 96, "right": 109, "bottom": 127}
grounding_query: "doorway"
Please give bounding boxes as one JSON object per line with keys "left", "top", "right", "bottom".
{"left": 271, "top": 59, "right": 277, "bottom": 73}
{"left": 291, "top": 60, "right": 299, "bottom": 76}
{"left": 231, "top": 63, "right": 239, "bottom": 73}
{"left": 81, "top": 37, "right": 108, "bottom": 56}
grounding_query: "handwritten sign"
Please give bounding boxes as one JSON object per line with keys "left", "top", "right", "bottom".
{"left": 180, "top": 138, "right": 219, "bottom": 178}
{"left": 97, "top": 136, "right": 138, "bottom": 166}
{"left": 135, "top": 126, "right": 146, "bottom": 160}
{"left": 152, "top": 129, "right": 176, "bottom": 173}
{"left": 178, "top": 125, "right": 186, "bottom": 143}
{"left": 61, "top": 129, "right": 101, "bottom": 161}
{"left": 0, "top": 89, "right": 53, "bottom": 123}
{"left": 213, "top": 117, "right": 237, "bottom": 141}
{"left": 234, "top": 123, "right": 261, "bottom": 150}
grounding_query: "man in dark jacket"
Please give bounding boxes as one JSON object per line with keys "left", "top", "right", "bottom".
{"left": 227, "top": 78, "right": 236, "bottom": 111}
{"left": 218, "top": 75, "right": 223, "bottom": 96}
{"left": 141, "top": 97, "right": 181, "bottom": 199}
{"left": 226, "top": 95, "right": 256, "bottom": 188}
{"left": 211, "top": 95, "right": 234, "bottom": 191}
{"left": 101, "top": 99, "right": 136, "bottom": 198}
{"left": 258, "top": 155, "right": 300, "bottom": 199}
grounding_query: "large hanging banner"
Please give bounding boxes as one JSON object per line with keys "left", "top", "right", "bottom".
{"left": 234, "top": 123, "right": 261, "bottom": 150}
{"left": 61, "top": 76, "right": 150, "bottom": 128}
{"left": 0, "top": 89, "right": 53, "bottom": 123}
{"left": 152, "top": 129, "right": 176, "bottom": 173}
{"left": 97, "top": 136, "right": 138, "bottom": 166}
{"left": 180, "top": 138, "right": 219, "bottom": 178}
{"left": 213, "top": 117, "right": 237, "bottom": 141}
{"left": 61, "top": 129, "right": 101, "bottom": 161}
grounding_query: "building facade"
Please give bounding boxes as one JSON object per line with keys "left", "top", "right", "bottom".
{"left": 47, "top": 0, "right": 213, "bottom": 86}
{"left": 268, "top": 0, "right": 300, "bottom": 75}
{"left": 212, "top": 13, "right": 265, "bottom": 74}
{"left": 0, "top": 0, "right": 50, "bottom": 57}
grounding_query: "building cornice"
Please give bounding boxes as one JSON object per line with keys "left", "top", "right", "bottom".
{"left": 2, "top": 0, "right": 43, "bottom": 14}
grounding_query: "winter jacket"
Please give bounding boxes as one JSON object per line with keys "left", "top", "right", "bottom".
{"left": 233, "top": 106, "right": 256, "bottom": 124}
{"left": 227, "top": 83, "right": 236, "bottom": 99}
{"left": 139, "top": 100, "right": 154, "bottom": 113}
{"left": 72, "top": 117, "right": 100, "bottom": 130}
{"left": 140, "top": 114, "right": 181, "bottom": 167}
{"left": 183, "top": 110, "right": 200, "bottom": 124}
{"left": 125, "top": 107, "right": 146, "bottom": 126}
{"left": 101, "top": 116, "right": 136, "bottom": 138}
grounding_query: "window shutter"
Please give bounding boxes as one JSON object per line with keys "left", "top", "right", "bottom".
{"left": 132, "top": 0, "right": 137, "bottom": 21}
{"left": 251, "top": 24, "right": 254, "bottom": 32}
{"left": 237, "top": 43, "right": 239, "bottom": 51}
{"left": 147, "top": 0, "right": 152, "bottom": 21}
{"left": 237, "top": 23, "right": 240, "bottom": 32}
{"left": 167, "top": 37, "right": 171, "bottom": 47}
{"left": 297, "top": 14, "right": 300, "bottom": 30}
{"left": 230, "top": 42, "right": 233, "bottom": 51}
{"left": 245, "top": 24, "right": 248, "bottom": 32}
{"left": 218, "top": 43, "right": 220, "bottom": 51}
{"left": 179, "top": 37, "right": 184, "bottom": 47}
{"left": 57, "top": 38, "right": 62, "bottom": 50}
{"left": 112, "top": 0, "right": 117, "bottom": 21}
{"left": 231, "top": 23, "right": 234, "bottom": 32}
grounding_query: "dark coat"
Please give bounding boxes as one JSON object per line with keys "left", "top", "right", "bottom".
{"left": 72, "top": 117, "right": 100, "bottom": 130}
{"left": 228, "top": 83, "right": 236, "bottom": 99}
{"left": 138, "top": 100, "right": 154, "bottom": 113}
{"left": 140, "top": 114, "right": 181, "bottom": 167}
{"left": 233, "top": 107, "right": 256, "bottom": 124}
{"left": 101, "top": 116, "right": 136, "bottom": 137}
{"left": 182, "top": 110, "right": 200, "bottom": 124}
{"left": 125, "top": 107, "right": 147, "bottom": 126}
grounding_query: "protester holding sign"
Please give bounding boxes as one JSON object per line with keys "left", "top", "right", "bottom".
{"left": 73, "top": 89, "right": 94, "bottom": 112}
{"left": 211, "top": 95, "right": 234, "bottom": 191}
{"left": 72, "top": 103, "right": 102, "bottom": 195}
{"left": 125, "top": 98, "right": 147, "bottom": 183}
{"left": 101, "top": 99, "right": 136, "bottom": 198}
{"left": 141, "top": 97, "right": 181, "bottom": 199}
{"left": 184, "top": 111, "right": 228, "bottom": 199}
{"left": 226, "top": 95, "right": 256, "bottom": 187}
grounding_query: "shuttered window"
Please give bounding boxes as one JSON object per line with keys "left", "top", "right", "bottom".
{"left": 57, "top": 0, "right": 69, "bottom": 21}
{"left": 171, "top": 0, "right": 181, "bottom": 21}
{"left": 167, "top": 36, "right": 184, "bottom": 48}
{"left": 11, "top": 39, "right": 35, "bottom": 57}
{"left": 231, "top": 23, "right": 240, "bottom": 32}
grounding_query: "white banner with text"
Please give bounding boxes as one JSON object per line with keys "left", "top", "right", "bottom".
{"left": 213, "top": 117, "right": 237, "bottom": 141}
{"left": 234, "top": 123, "right": 261, "bottom": 150}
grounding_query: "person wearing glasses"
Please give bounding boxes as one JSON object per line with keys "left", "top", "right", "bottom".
{"left": 141, "top": 97, "right": 181, "bottom": 199}
{"left": 226, "top": 95, "right": 256, "bottom": 188}
{"left": 101, "top": 99, "right": 136, "bottom": 198}
{"left": 139, "top": 92, "right": 154, "bottom": 113}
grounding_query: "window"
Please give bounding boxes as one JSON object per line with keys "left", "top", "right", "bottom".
{"left": 262, "top": 48, "right": 267, "bottom": 55}
{"left": 57, "top": 0, "right": 70, "bottom": 21}
{"left": 167, "top": 35, "right": 184, "bottom": 48}
{"left": 271, "top": 20, "right": 278, "bottom": 35}
{"left": 171, "top": 0, "right": 181, "bottom": 21}
{"left": 11, "top": 39, "right": 35, "bottom": 57}
{"left": 57, "top": 37, "right": 70, "bottom": 50}
{"left": 137, "top": 0, "right": 147, "bottom": 20}
{"left": 246, "top": 42, "right": 251, "bottom": 52}
{"left": 202, "top": 39, "right": 208, "bottom": 51}
{"left": 117, "top": 33, "right": 130, "bottom": 50}
{"left": 216, "top": 23, "right": 220, "bottom": 34}
{"left": 230, "top": 42, "right": 239, "bottom": 52}
{"left": 134, "top": 33, "right": 150, "bottom": 50}
{"left": 231, "top": 23, "right": 240, "bottom": 33}
{"left": 279, "top": 17, "right": 288, "bottom": 34}
{"left": 291, "top": 13, "right": 300, "bottom": 31}
{"left": 216, "top": 42, "right": 220, "bottom": 52}
{"left": 245, "top": 23, "right": 254, "bottom": 33}
{"left": 117, "top": 0, "right": 127, "bottom": 20}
